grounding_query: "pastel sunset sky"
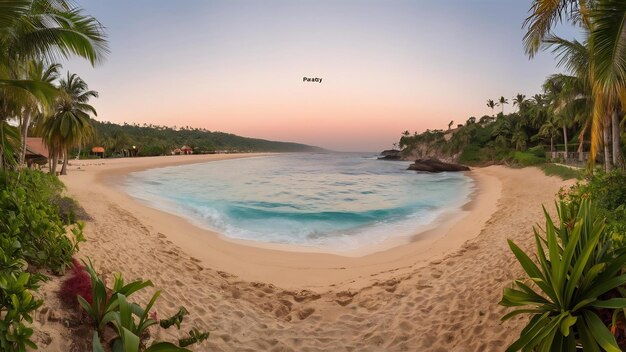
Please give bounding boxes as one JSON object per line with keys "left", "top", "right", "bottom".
{"left": 68, "top": 0, "right": 579, "bottom": 151}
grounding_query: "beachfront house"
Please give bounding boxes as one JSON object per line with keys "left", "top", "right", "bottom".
{"left": 24, "top": 137, "right": 49, "bottom": 169}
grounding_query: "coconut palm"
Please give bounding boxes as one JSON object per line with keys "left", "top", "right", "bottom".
{"left": 523, "top": 0, "right": 626, "bottom": 170}
{"left": 536, "top": 118, "right": 561, "bottom": 152}
{"left": 588, "top": 0, "right": 626, "bottom": 168}
{"left": 0, "top": 0, "right": 108, "bottom": 170}
{"left": 544, "top": 74, "right": 583, "bottom": 162}
{"left": 498, "top": 96, "right": 509, "bottom": 114}
{"left": 486, "top": 99, "right": 497, "bottom": 116}
{"left": 512, "top": 93, "right": 526, "bottom": 112}
{"left": 41, "top": 73, "right": 97, "bottom": 175}
{"left": 523, "top": 0, "right": 590, "bottom": 57}
{"left": 18, "top": 62, "right": 61, "bottom": 165}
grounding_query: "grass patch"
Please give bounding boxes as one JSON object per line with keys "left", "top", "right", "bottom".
{"left": 512, "top": 151, "right": 545, "bottom": 166}
{"left": 538, "top": 163, "right": 582, "bottom": 180}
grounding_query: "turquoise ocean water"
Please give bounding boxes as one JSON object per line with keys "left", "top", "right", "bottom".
{"left": 122, "top": 153, "right": 474, "bottom": 251}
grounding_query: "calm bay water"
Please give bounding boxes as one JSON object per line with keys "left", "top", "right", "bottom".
{"left": 122, "top": 153, "right": 474, "bottom": 251}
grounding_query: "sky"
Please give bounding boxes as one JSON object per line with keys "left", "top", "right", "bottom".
{"left": 66, "top": 0, "right": 581, "bottom": 152}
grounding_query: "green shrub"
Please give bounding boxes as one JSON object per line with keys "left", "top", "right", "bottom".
{"left": 0, "top": 271, "right": 45, "bottom": 351}
{"left": 511, "top": 151, "right": 545, "bottom": 166}
{"left": 0, "top": 170, "right": 85, "bottom": 351}
{"left": 0, "top": 177, "right": 84, "bottom": 274}
{"left": 578, "top": 171, "right": 626, "bottom": 211}
{"left": 501, "top": 199, "right": 626, "bottom": 351}
{"left": 527, "top": 145, "right": 546, "bottom": 158}
{"left": 458, "top": 144, "right": 482, "bottom": 164}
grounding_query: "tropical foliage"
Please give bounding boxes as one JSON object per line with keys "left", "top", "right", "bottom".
{"left": 0, "top": 169, "right": 85, "bottom": 351}
{"left": 87, "top": 120, "right": 322, "bottom": 158}
{"left": 79, "top": 261, "right": 208, "bottom": 352}
{"left": 501, "top": 198, "right": 626, "bottom": 351}
{"left": 40, "top": 72, "right": 97, "bottom": 174}
{"left": 0, "top": 0, "right": 108, "bottom": 172}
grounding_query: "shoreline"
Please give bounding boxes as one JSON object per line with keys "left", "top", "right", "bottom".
{"left": 55, "top": 154, "right": 575, "bottom": 350}
{"left": 115, "top": 161, "right": 485, "bottom": 258}
{"left": 62, "top": 153, "right": 500, "bottom": 289}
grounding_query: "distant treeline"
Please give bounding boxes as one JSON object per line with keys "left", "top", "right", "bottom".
{"left": 87, "top": 120, "right": 322, "bottom": 157}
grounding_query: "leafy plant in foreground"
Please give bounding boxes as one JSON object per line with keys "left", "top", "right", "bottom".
{"left": 100, "top": 293, "right": 191, "bottom": 352}
{"left": 77, "top": 260, "right": 153, "bottom": 331}
{"left": 501, "top": 199, "right": 626, "bottom": 351}
{"left": 0, "top": 272, "right": 44, "bottom": 352}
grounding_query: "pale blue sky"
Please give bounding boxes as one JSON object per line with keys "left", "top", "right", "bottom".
{"left": 67, "top": 1, "right": 580, "bottom": 151}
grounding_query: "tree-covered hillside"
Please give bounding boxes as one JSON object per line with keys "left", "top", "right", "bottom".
{"left": 398, "top": 88, "right": 625, "bottom": 168}
{"left": 89, "top": 120, "right": 323, "bottom": 157}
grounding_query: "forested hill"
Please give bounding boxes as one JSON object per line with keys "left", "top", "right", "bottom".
{"left": 90, "top": 120, "right": 324, "bottom": 156}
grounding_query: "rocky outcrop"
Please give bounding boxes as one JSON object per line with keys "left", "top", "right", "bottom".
{"left": 408, "top": 158, "right": 470, "bottom": 173}
{"left": 378, "top": 149, "right": 403, "bottom": 160}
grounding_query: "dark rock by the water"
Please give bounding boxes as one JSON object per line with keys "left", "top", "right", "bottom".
{"left": 408, "top": 158, "right": 470, "bottom": 173}
{"left": 378, "top": 149, "right": 402, "bottom": 160}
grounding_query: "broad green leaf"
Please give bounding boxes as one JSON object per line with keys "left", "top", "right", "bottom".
{"left": 583, "top": 311, "right": 621, "bottom": 352}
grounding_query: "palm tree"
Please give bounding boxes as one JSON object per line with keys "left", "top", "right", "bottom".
{"left": 523, "top": 0, "right": 590, "bottom": 57}
{"left": 492, "top": 116, "right": 514, "bottom": 147}
{"left": 498, "top": 96, "right": 509, "bottom": 114}
{"left": 523, "top": 0, "right": 626, "bottom": 170}
{"left": 41, "top": 73, "right": 97, "bottom": 175}
{"left": 486, "top": 99, "right": 497, "bottom": 116}
{"left": 511, "top": 128, "right": 528, "bottom": 151}
{"left": 588, "top": 0, "right": 626, "bottom": 169}
{"left": 18, "top": 62, "right": 61, "bottom": 165}
{"left": 0, "top": 0, "right": 108, "bottom": 170}
{"left": 513, "top": 94, "right": 526, "bottom": 112}
{"left": 544, "top": 74, "right": 582, "bottom": 162}
{"left": 537, "top": 118, "right": 561, "bottom": 152}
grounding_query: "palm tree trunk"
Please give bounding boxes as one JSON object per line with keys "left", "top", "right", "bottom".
{"left": 578, "top": 124, "right": 587, "bottom": 162}
{"left": 563, "top": 125, "right": 568, "bottom": 162}
{"left": 60, "top": 148, "right": 68, "bottom": 175}
{"left": 19, "top": 114, "right": 31, "bottom": 166}
{"left": 612, "top": 109, "right": 623, "bottom": 168}
{"left": 604, "top": 115, "right": 613, "bottom": 172}
{"left": 550, "top": 137, "right": 554, "bottom": 153}
{"left": 50, "top": 150, "right": 59, "bottom": 175}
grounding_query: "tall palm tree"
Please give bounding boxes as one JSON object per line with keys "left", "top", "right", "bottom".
{"left": 41, "top": 73, "right": 97, "bottom": 175}
{"left": 486, "top": 99, "right": 497, "bottom": 116}
{"left": 588, "top": 0, "right": 626, "bottom": 168}
{"left": 18, "top": 61, "right": 61, "bottom": 165}
{"left": 523, "top": 0, "right": 626, "bottom": 170}
{"left": 544, "top": 74, "right": 583, "bottom": 162}
{"left": 513, "top": 93, "right": 526, "bottom": 112}
{"left": 498, "top": 96, "right": 509, "bottom": 114}
{"left": 523, "top": 0, "right": 590, "bottom": 57}
{"left": 0, "top": 0, "right": 108, "bottom": 170}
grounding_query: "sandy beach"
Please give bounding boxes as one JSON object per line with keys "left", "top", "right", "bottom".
{"left": 32, "top": 154, "right": 574, "bottom": 351}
